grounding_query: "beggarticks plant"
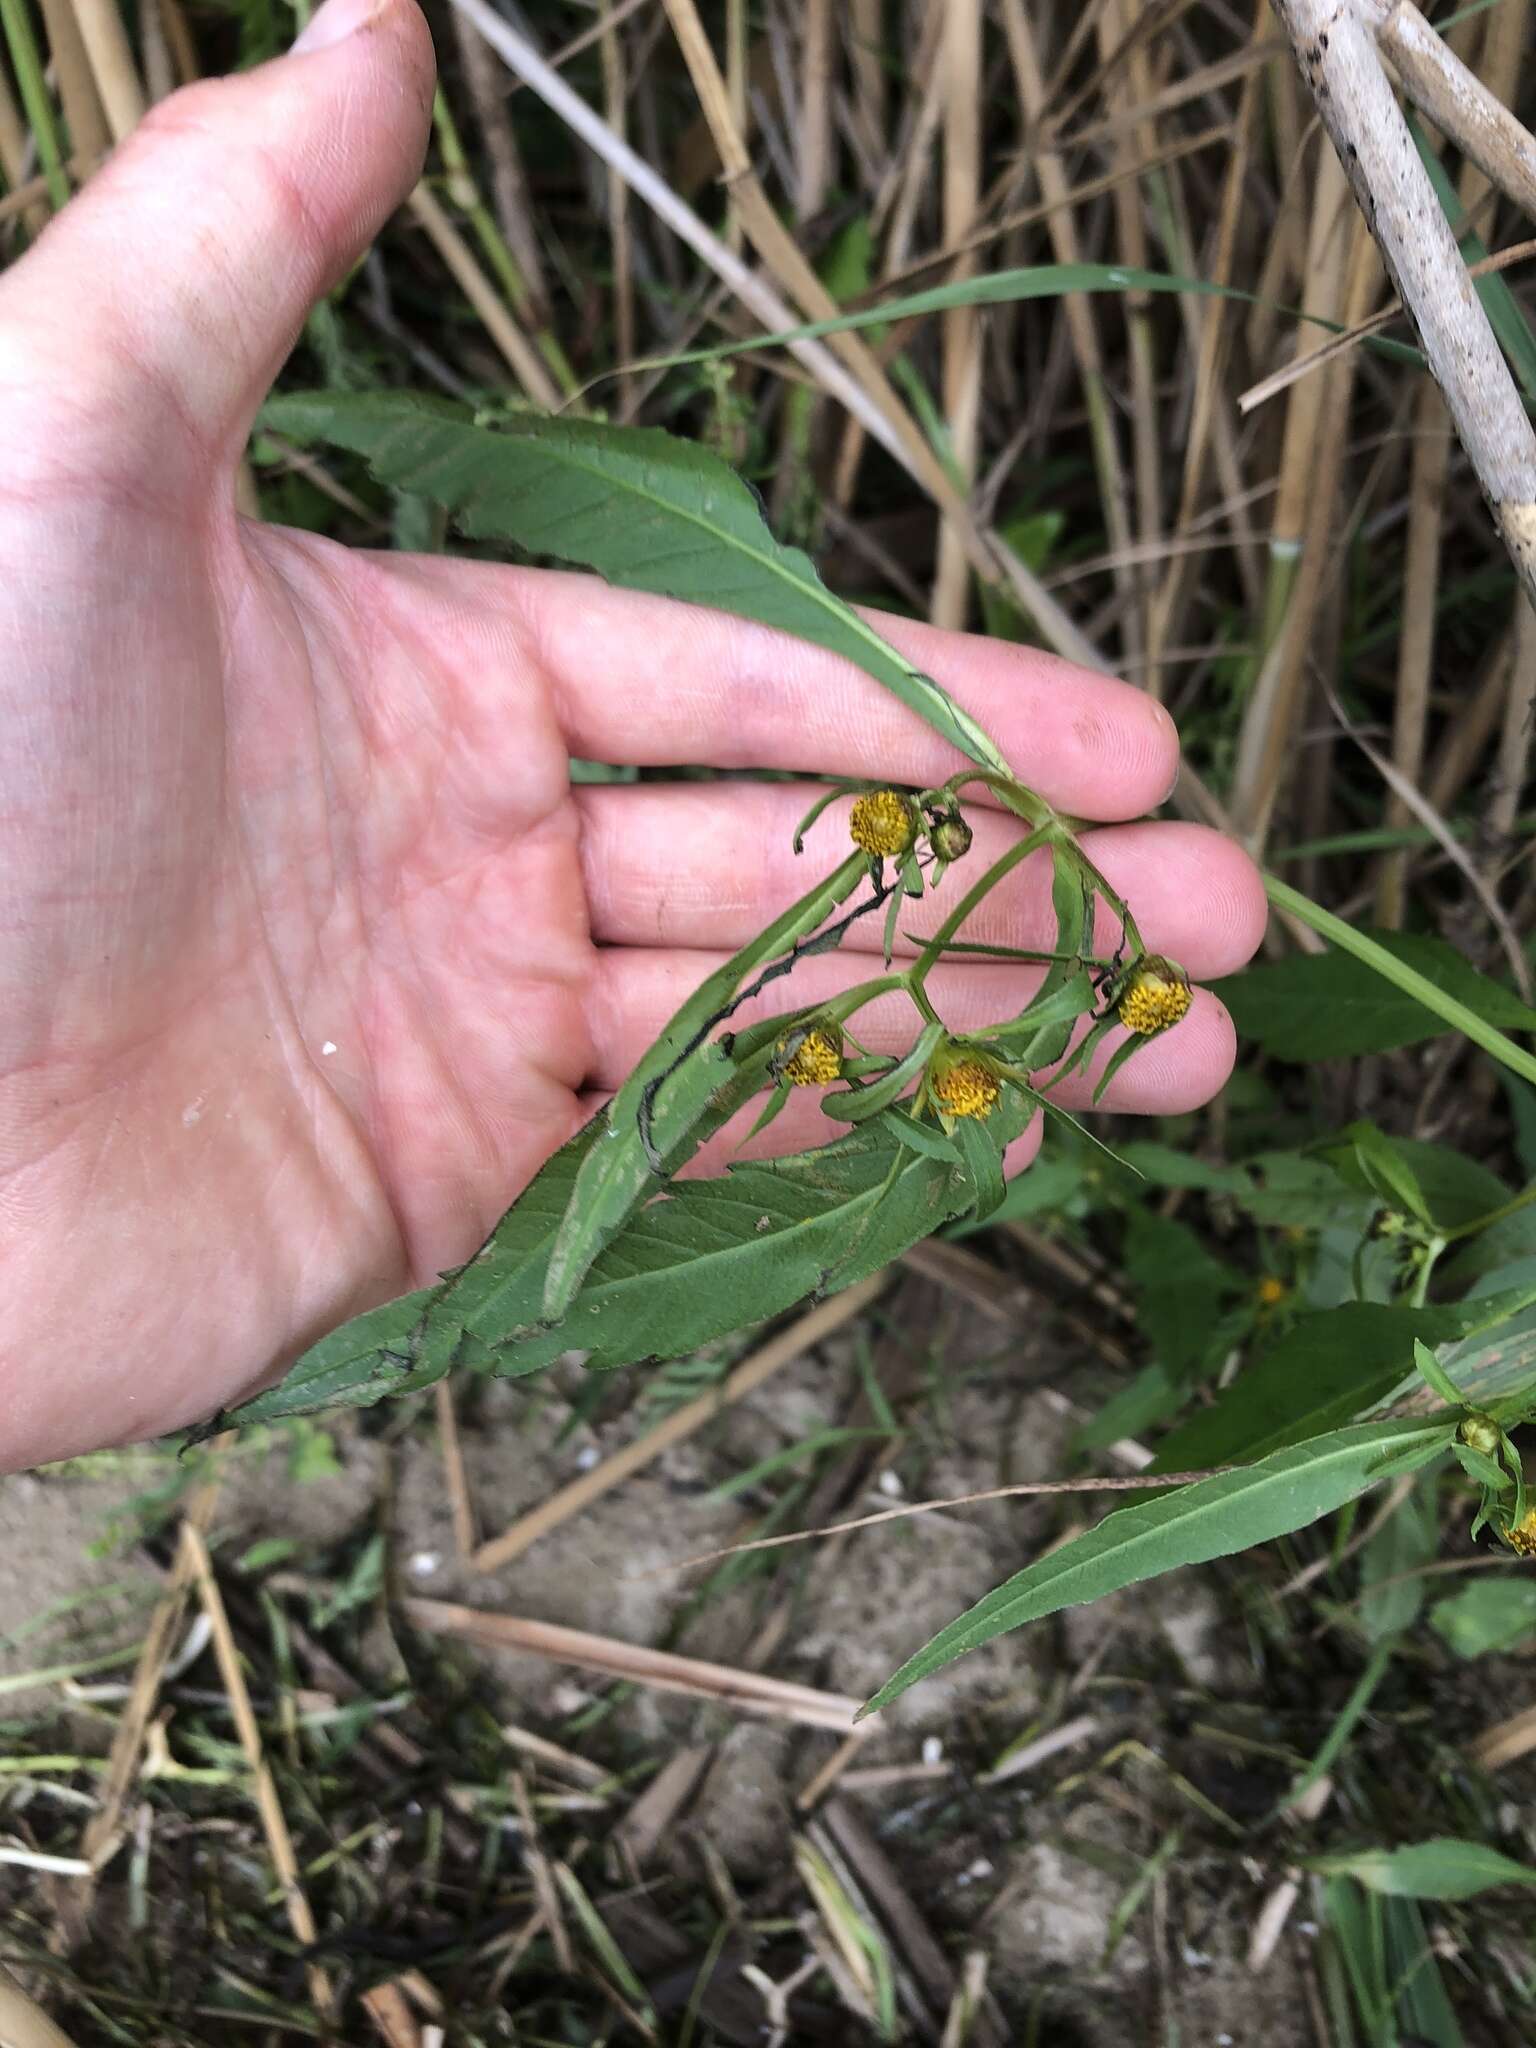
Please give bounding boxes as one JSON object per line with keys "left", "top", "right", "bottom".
{"left": 210, "top": 757, "right": 1194, "bottom": 1448}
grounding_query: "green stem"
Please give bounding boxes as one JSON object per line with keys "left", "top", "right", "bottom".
{"left": 1264, "top": 874, "right": 1536, "bottom": 1087}
{"left": 1441, "top": 1179, "right": 1536, "bottom": 1245}
{"left": 910, "top": 823, "right": 1058, "bottom": 991}
{"left": 0, "top": 0, "right": 67, "bottom": 211}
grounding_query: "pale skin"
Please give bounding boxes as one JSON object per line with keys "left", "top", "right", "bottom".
{"left": 0, "top": 0, "right": 1267, "bottom": 1472}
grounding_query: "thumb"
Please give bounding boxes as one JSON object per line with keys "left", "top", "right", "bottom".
{"left": 1, "top": 0, "right": 434, "bottom": 472}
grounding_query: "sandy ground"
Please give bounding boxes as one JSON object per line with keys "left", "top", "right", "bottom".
{"left": 0, "top": 1291, "right": 1353, "bottom": 2042}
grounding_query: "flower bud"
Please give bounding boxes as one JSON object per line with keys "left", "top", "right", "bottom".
{"left": 1460, "top": 1412, "right": 1503, "bottom": 1460}
{"left": 774, "top": 1020, "right": 844, "bottom": 1088}
{"left": 849, "top": 789, "right": 919, "bottom": 859}
{"left": 1114, "top": 954, "right": 1192, "bottom": 1037}
{"left": 928, "top": 813, "right": 974, "bottom": 863}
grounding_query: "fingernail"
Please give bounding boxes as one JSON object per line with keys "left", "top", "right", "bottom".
{"left": 293, "top": 0, "right": 385, "bottom": 54}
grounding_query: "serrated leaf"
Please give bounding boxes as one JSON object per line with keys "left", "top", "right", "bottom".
{"left": 261, "top": 391, "right": 1007, "bottom": 775}
{"left": 217, "top": 1283, "right": 443, "bottom": 1428}
{"left": 482, "top": 1107, "right": 1027, "bottom": 1377}
{"left": 861, "top": 1419, "right": 1455, "bottom": 1718}
{"left": 1309, "top": 1839, "right": 1536, "bottom": 1901}
{"left": 546, "top": 854, "right": 871, "bottom": 1314}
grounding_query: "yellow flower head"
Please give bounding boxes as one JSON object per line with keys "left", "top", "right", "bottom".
{"left": 1505, "top": 1509, "right": 1536, "bottom": 1558}
{"left": 1115, "top": 955, "right": 1193, "bottom": 1038}
{"left": 849, "top": 789, "right": 918, "bottom": 859}
{"left": 1257, "top": 1275, "right": 1286, "bottom": 1308}
{"left": 775, "top": 1023, "right": 844, "bottom": 1088}
{"left": 932, "top": 1057, "right": 1001, "bottom": 1121}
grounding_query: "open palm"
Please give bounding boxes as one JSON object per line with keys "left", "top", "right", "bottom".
{"left": 0, "top": 0, "right": 1265, "bottom": 1470}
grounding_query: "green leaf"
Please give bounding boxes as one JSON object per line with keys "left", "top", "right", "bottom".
{"left": 1121, "top": 1208, "right": 1243, "bottom": 1379}
{"left": 958, "top": 1152, "right": 1083, "bottom": 1227}
{"left": 545, "top": 854, "right": 868, "bottom": 1315}
{"left": 1433, "top": 1572, "right": 1536, "bottom": 1654}
{"left": 1321, "top": 1121, "right": 1432, "bottom": 1225}
{"left": 261, "top": 391, "right": 1008, "bottom": 775}
{"left": 218, "top": 1283, "right": 443, "bottom": 1428}
{"left": 953, "top": 1112, "right": 1006, "bottom": 1221}
{"left": 1430, "top": 1577, "right": 1536, "bottom": 1658}
{"left": 1114, "top": 1142, "right": 1249, "bottom": 1193}
{"left": 1308, "top": 1839, "right": 1536, "bottom": 1901}
{"left": 1213, "top": 924, "right": 1536, "bottom": 1062}
{"left": 861, "top": 1418, "right": 1454, "bottom": 1717}
{"left": 1150, "top": 1303, "right": 1481, "bottom": 1471}
{"left": 1359, "top": 1482, "right": 1437, "bottom": 1642}
{"left": 481, "top": 1110, "right": 1021, "bottom": 1377}
{"left": 636, "top": 262, "right": 1422, "bottom": 377}
{"left": 1252, "top": 882, "right": 1536, "bottom": 1086}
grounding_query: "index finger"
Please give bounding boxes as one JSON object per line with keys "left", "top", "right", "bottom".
{"left": 454, "top": 565, "right": 1181, "bottom": 822}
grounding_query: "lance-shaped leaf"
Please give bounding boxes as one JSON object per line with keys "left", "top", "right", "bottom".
{"left": 214, "top": 1284, "right": 446, "bottom": 1430}
{"left": 481, "top": 1112, "right": 989, "bottom": 1376}
{"left": 860, "top": 1417, "right": 1456, "bottom": 1718}
{"left": 261, "top": 391, "right": 1007, "bottom": 775}
{"left": 544, "top": 854, "right": 872, "bottom": 1316}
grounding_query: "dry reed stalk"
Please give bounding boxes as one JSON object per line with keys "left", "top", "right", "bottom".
{"left": 1247, "top": 2, "right": 1309, "bottom": 364}
{"left": 180, "top": 1521, "right": 334, "bottom": 2015}
{"left": 1275, "top": 0, "right": 1536, "bottom": 611}
{"left": 1377, "top": 0, "right": 1520, "bottom": 923}
{"left": 1369, "top": 0, "right": 1536, "bottom": 222}
{"left": 0, "top": 1970, "right": 78, "bottom": 2048}
{"left": 1469, "top": 1698, "right": 1536, "bottom": 1769}
{"left": 1096, "top": 0, "right": 1160, "bottom": 672}
{"left": 36, "top": 0, "right": 106, "bottom": 165}
{"left": 471, "top": 1272, "right": 889, "bottom": 1573}
{"left": 66, "top": 0, "right": 143, "bottom": 142}
{"left": 460, "top": 0, "right": 1101, "bottom": 664}
{"left": 1375, "top": 381, "right": 1448, "bottom": 926}
{"left": 827, "top": 2, "right": 945, "bottom": 514}
{"left": 405, "top": 1599, "right": 863, "bottom": 1731}
{"left": 998, "top": 0, "right": 1138, "bottom": 647}
{"left": 1149, "top": 0, "right": 1268, "bottom": 684}
{"left": 930, "top": 0, "right": 981, "bottom": 631}
{"left": 509, "top": 1772, "right": 573, "bottom": 1972}
{"left": 1426, "top": 617, "right": 1517, "bottom": 815}
{"left": 405, "top": 182, "right": 561, "bottom": 407}
{"left": 1233, "top": 151, "right": 1377, "bottom": 846}
{"left": 1491, "top": 600, "right": 1536, "bottom": 842}
{"left": 448, "top": 4, "right": 552, "bottom": 331}
{"left": 157, "top": 0, "right": 197, "bottom": 88}
{"left": 75, "top": 1457, "right": 225, "bottom": 1889}
{"left": 597, "top": 0, "right": 635, "bottom": 415}
{"left": 137, "top": 0, "right": 172, "bottom": 104}
{"left": 660, "top": 0, "right": 991, "bottom": 601}
{"left": 362, "top": 1982, "right": 423, "bottom": 2048}
{"left": 848, "top": 0, "right": 884, "bottom": 163}
{"left": 0, "top": 65, "right": 48, "bottom": 235}
{"left": 433, "top": 1378, "right": 478, "bottom": 1562}
{"left": 797, "top": 0, "right": 832, "bottom": 220}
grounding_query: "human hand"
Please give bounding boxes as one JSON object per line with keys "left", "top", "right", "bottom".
{"left": 0, "top": 0, "right": 1265, "bottom": 1470}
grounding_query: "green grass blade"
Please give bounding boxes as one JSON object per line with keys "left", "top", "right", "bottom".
{"left": 1263, "top": 875, "right": 1536, "bottom": 1086}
